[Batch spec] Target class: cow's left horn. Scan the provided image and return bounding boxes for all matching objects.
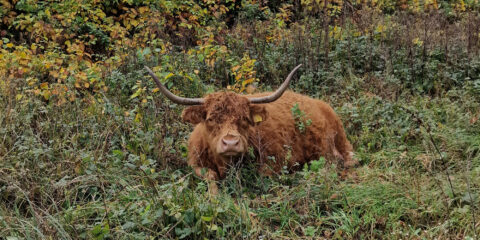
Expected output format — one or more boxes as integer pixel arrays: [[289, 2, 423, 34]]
[[145, 66, 204, 105], [248, 64, 302, 104]]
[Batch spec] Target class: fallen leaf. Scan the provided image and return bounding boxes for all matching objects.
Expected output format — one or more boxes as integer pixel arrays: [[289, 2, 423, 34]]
[[470, 115, 478, 124]]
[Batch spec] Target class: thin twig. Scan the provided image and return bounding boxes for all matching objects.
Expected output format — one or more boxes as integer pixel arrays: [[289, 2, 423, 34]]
[[398, 105, 456, 199], [99, 175, 111, 228], [466, 154, 478, 239]]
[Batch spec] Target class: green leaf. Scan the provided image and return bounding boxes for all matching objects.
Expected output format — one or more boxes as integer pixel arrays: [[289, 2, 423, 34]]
[[208, 224, 218, 231], [130, 88, 142, 99], [121, 221, 135, 230], [112, 150, 124, 159], [175, 227, 192, 239], [305, 226, 316, 236]]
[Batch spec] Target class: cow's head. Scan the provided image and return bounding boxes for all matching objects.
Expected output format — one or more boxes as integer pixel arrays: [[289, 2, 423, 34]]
[[146, 65, 301, 159]]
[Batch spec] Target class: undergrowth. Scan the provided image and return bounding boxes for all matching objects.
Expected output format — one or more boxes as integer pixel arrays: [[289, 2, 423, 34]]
[[1, 1, 480, 239], [1, 68, 479, 238]]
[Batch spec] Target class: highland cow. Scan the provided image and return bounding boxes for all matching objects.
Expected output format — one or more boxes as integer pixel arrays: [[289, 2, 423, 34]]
[[146, 65, 357, 194]]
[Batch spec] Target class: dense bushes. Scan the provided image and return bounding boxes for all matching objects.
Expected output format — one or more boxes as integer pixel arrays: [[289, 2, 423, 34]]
[[2, 0, 480, 101]]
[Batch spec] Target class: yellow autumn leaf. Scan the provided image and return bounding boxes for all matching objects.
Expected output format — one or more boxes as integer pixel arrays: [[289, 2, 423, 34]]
[[246, 59, 256, 66], [235, 73, 242, 81], [164, 73, 174, 80], [152, 88, 160, 93], [134, 113, 142, 122], [242, 78, 255, 87], [6, 43, 13, 48], [138, 6, 149, 14], [50, 71, 59, 78], [412, 38, 423, 46], [40, 82, 49, 89], [27, 77, 38, 86], [130, 88, 142, 99], [376, 24, 385, 33], [208, 58, 215, 67], [131, 19, 139, 27], [43, 90, 50, 100]]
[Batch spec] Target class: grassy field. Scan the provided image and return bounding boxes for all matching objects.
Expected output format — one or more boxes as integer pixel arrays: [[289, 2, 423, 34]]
[[1, 1, 480, 239], [2, 69, 479, 239]]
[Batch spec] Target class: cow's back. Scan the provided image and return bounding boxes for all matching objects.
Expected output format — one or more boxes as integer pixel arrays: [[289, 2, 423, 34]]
[[248, 91, 353, 173]]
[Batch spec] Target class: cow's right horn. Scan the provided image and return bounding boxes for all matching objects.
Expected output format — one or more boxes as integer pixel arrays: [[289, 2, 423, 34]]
[[145, 66, 204, 105], [248, 64, 302, 104]]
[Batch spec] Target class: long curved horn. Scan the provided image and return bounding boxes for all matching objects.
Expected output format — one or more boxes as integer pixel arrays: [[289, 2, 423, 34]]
[[145, 66, 204, 105], [248, 64, 302, 104]]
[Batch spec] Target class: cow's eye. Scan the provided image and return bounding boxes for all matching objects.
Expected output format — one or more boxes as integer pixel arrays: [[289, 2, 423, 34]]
[[238, 118, 249, 128]]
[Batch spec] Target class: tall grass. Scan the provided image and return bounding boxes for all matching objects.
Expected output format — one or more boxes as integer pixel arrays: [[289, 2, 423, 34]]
[[1, 2, 480, 239]]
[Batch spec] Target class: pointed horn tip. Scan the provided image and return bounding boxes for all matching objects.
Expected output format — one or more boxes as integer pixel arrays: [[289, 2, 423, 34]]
[[292, 64, 302, 72], [144, 66, 154, 73], [248, 64, 302, 104], [145, 65, 204, 105]]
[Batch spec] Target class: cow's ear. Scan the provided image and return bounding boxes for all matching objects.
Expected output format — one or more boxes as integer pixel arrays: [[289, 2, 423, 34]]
[[182, 106, 206, 124], [249, 105, 268, 125]]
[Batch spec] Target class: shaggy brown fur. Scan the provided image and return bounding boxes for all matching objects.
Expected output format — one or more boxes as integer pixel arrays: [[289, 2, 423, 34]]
[[182, 91, 357, 193]]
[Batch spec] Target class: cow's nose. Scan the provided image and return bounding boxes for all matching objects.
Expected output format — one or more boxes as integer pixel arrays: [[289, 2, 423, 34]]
[[218, 134, 243, 156], [221, 136, 239, 147]]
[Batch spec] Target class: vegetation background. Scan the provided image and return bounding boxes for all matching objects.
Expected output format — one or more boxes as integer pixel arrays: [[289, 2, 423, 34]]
[[1, 0, 479, 239]]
